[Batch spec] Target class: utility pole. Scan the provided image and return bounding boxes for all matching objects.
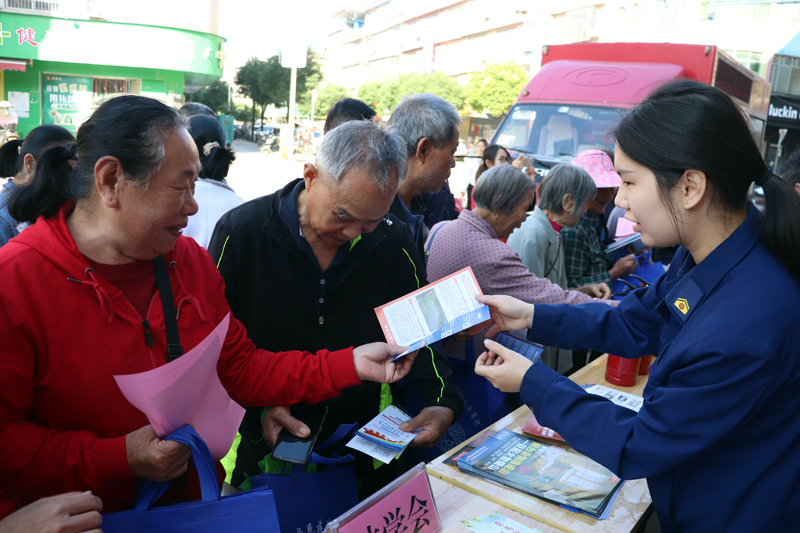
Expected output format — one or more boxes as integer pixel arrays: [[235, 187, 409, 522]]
[[280, 42, 307, 161], [311, 88, 318, 125]]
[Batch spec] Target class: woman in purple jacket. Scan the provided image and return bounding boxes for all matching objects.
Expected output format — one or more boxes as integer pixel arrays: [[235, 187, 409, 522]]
[[425, 164, 613, 373]]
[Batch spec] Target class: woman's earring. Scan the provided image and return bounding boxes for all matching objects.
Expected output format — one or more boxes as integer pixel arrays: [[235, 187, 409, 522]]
[[493, 212, 499, 218]]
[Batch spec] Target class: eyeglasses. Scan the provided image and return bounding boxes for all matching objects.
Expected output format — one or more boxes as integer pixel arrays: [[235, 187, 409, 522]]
[[494, 156, 513, 163]]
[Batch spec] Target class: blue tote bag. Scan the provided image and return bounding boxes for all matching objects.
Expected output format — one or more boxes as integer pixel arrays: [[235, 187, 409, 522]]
[[250, 423, 359, 533], [103, 425, 281, 533]]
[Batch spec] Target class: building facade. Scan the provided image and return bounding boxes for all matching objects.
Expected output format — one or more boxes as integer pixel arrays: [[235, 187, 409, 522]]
[[0, 2, 224, 136], [323, 0, 800, 103]]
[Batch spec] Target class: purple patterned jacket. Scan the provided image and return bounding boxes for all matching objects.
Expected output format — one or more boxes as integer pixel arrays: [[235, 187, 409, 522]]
[[426, 209, 616, 372]]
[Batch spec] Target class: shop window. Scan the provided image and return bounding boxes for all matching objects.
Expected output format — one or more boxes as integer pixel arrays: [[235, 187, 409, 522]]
[[706, 1, 770, 22], [724, 50, 766, 78], [92, 78, 141, 102], [771, 55, 800, 97], [5, 0, 58, 13]]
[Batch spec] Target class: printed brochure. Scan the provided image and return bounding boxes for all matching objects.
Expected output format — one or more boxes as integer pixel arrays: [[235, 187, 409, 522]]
[[457, 429, 622, 518], [523, 385, 643, 442], [375, 266, 490, 359], [346, 405, 419, 464]]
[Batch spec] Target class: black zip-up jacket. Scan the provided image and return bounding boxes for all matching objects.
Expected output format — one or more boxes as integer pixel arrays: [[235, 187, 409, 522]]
[[389, 194, 428, 269], [208, 179, 463, 484]]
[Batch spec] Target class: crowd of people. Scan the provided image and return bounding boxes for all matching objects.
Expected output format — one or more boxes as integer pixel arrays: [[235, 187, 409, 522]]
[[0, 78, 799, 533]]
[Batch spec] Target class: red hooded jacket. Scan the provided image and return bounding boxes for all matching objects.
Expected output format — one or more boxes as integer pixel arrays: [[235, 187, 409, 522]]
[[0, 204, 361, 516]]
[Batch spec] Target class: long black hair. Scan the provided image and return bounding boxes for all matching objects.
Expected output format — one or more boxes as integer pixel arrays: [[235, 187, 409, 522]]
[[188, 115, 235, 182], [4, 125, 75, 224], [475, 144, 509, 183], [0, 125, 74, 178], [615, 78, 800, 280], [9, 95, 186, 224]]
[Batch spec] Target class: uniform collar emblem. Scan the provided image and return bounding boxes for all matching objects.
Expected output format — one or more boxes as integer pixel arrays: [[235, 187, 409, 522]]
[[674, 298, 689, 315]]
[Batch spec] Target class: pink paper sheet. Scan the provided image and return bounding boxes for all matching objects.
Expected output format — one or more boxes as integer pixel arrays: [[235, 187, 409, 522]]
[[615, 217, 636, 239], [114, 313, 245, 460]]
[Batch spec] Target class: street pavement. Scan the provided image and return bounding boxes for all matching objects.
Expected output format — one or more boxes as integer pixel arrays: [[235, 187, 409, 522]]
[[225, 139, 312, 202], [225, 139, 474, 203]]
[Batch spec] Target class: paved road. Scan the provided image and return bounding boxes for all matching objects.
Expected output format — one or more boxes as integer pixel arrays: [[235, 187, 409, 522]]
[[225, 139, 313, 202], [225, 139, 475, 203]]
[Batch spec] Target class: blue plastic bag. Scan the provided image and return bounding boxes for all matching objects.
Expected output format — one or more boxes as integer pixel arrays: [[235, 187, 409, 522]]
[[250, 423, 359, 533], [103, 425, 280, 533]]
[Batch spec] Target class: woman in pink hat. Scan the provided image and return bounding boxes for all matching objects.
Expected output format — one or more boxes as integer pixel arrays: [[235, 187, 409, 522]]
[[561, 149, 637, 289]]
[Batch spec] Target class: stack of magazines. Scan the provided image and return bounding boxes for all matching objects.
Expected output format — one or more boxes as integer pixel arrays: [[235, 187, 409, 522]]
[[457, 429, 622, 518]]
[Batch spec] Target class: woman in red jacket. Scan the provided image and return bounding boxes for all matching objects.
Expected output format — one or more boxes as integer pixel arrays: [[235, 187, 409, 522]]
[[0, 95, 415, 518]]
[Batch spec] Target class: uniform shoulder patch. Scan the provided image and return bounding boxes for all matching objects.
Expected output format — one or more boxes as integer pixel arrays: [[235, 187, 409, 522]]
[[674, 298, 690, 315]]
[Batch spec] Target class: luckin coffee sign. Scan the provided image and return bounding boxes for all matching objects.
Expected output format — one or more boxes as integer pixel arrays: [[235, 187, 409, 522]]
[[768, 96, 800, 125]]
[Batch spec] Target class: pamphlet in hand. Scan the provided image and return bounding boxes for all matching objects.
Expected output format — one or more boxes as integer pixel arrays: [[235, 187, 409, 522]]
[[604, 232, 643, 262], [375, 266, 490, 360], [346, 405, 419, 464]]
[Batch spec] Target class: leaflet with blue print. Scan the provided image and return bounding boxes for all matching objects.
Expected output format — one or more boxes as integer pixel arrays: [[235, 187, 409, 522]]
[[345, 404, 420, 464], [375, 266, 491, 360]]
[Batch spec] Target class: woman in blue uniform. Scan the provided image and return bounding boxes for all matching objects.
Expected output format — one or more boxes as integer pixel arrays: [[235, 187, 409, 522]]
[[471, 79, 800, 532]]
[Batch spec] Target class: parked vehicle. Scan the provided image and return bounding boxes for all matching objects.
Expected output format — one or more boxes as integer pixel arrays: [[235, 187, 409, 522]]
[[254, 125, 280, 145], [260, 133, 279, 154], [492, 43, 770, 179], [0, 101, 19, 146]]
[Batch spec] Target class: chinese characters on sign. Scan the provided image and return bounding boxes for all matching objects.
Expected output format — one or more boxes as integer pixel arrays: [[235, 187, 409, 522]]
[[16, 27, 38, 47], [365, 495, 431, 533], [332, 465, 441, 533], [42, 74, 92, 133]]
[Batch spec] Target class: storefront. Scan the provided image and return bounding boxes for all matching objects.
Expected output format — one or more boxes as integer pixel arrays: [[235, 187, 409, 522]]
[[0, 12, 224, 136], [765, 31, 800, 170], [765, 96, 800, 170]]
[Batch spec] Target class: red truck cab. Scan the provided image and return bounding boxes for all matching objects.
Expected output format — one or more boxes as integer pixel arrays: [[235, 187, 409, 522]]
[[492, 42, 770, 175]]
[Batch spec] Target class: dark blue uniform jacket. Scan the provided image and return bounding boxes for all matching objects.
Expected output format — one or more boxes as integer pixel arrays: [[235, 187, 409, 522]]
[[520, 205, 800, 532]]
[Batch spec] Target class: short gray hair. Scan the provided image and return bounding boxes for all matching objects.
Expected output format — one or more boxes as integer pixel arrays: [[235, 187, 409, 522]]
[[472, 165, 535, 214], [538, 163, 597, 216], [387, 93, 461, 157], [315, 120, 407, 192]]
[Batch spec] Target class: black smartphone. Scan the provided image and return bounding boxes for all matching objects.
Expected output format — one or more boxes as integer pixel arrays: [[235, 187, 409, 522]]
[[494, 331, 544, 364], [272, 403, 328, 464]]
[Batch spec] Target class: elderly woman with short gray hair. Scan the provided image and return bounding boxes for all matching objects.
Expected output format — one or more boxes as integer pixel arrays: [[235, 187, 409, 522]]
[[426, 165, 614, 374], [508, 163, 597, 288], [507, 163, 603, 373]]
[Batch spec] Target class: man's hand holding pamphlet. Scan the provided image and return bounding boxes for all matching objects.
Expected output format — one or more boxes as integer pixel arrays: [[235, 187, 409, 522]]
[[346, 405, 420, 464], [374, 266, 491, 360]]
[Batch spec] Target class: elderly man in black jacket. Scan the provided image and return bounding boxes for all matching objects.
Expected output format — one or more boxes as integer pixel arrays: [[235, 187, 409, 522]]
[[208, 120, 463, 495]]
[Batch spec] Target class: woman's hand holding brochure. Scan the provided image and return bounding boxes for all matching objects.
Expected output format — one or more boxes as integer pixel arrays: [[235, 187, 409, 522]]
[[474, 338, 533, 393], [474, 294, 534, 337]]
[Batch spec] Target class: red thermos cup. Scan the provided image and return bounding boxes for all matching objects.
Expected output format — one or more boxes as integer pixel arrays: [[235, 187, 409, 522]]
[[605, 355, 640, 387], [638, 355, 654, 375]]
